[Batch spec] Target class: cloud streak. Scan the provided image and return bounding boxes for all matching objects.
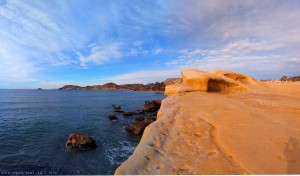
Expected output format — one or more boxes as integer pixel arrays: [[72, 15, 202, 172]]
[[168, 40, 300, 79], [100, 70, 180, 84]]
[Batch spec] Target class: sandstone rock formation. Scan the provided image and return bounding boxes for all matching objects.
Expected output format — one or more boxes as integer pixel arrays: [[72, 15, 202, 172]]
[[65, 133, 97, 150], [165, 69, 256, 96], [115, 68, 300, 174], [164, 78, 182, 86]]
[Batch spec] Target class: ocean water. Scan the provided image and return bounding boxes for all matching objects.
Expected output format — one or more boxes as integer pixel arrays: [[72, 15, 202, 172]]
[[0, 89, 165, 175]]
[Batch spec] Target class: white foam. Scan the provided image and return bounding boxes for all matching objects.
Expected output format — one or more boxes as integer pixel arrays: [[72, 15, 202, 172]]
[[104, 141, 136, 165]]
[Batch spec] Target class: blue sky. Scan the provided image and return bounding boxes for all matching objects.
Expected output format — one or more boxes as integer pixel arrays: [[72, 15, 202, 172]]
[[0, 0, 300, 89]]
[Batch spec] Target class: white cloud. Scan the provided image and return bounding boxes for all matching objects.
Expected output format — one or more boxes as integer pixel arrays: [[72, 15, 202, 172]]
[[0, 42, 38, 84], [153, 48, 162, 54], [168, 40, 300, 79], [77, 43, 123, 67], [100, 70, 180, 84], [45, 52, 78, 66], [132, 41, 143, 47], [220, 40, 284, 54], [0, 1, 72, 53], [128, 40, 150, 56], [210, 0, 300, 46]]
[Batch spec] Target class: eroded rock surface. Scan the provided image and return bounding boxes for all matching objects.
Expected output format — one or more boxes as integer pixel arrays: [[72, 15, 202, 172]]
[[165, 69, 255, 96], [66, 133, 97, 150], [115, 68, 300, 174]]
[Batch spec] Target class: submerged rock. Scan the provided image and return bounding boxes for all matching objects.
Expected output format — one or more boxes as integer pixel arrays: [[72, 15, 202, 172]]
[[65, 133, 97, 150], [126, 122, 147, 135], [112, 105, 121, 110], [127, 116, 157, 136], [108, 114, 118, 120], [123, 111, 134, 116], [145, 116, 156, 125], [135, 115, 145, 121], [142, 100, 161, 112], [114, 109, 124, 113], [133, 111, 145, 115]]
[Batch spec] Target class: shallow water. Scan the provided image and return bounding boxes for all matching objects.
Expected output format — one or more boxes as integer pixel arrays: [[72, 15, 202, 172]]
[[0, 89, 165, 175]]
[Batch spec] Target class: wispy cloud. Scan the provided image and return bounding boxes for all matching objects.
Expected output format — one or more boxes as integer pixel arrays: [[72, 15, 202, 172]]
[[77, 43, 123, 67], [153, 48, 162, 55], [128, 41, 149, 56], [100, 70, 180, 84], [0, 41, 38, 84], [168, 40, 300, 78]]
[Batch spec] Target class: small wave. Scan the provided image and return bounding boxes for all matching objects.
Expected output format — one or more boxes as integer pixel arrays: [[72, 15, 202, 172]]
[[104, 141, 136, 166]]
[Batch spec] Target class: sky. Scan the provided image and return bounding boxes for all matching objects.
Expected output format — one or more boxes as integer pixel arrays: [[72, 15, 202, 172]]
[[0, 0, 300, 89]]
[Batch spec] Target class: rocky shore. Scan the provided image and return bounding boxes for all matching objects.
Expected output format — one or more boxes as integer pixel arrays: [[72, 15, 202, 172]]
[[115, 68, 300, 174]]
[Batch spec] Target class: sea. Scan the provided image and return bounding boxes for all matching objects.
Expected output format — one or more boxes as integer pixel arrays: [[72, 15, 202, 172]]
[[0, 89, 165, 175]]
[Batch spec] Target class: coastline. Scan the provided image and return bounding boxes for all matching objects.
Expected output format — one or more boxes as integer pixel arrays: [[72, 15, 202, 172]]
[[58, 89, 164, 93], [115, 69, 300, 174]]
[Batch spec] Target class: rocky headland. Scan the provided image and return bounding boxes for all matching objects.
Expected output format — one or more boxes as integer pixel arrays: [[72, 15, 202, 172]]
[[115, 68, 300, 174], [58, 82, 167, 92]]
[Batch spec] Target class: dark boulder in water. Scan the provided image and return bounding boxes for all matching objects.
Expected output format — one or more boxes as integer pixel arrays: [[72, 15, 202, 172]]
[[126, 122, 147, 135], [108, 114, 118, 120], [112, 105, 121, 110], [145, 116, 156, 125], [135, 115, 145, 121], [142, 100, 161, 112], [126, 115, 157, 136], [133, 110, 145, 115], [123, 111, 134, 116], [65, 133, 97, 150], [114, 109, 124, 113]]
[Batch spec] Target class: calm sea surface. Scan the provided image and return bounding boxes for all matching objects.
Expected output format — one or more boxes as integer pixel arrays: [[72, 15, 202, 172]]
[[0, 89, 165, 175]]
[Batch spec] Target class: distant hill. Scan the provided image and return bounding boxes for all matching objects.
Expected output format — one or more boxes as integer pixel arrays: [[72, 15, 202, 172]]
[[58, 82, 166, 91]]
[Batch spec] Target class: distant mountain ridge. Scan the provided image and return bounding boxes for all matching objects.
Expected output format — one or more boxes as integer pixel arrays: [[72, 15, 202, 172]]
[[58, 82, 167, 91]]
